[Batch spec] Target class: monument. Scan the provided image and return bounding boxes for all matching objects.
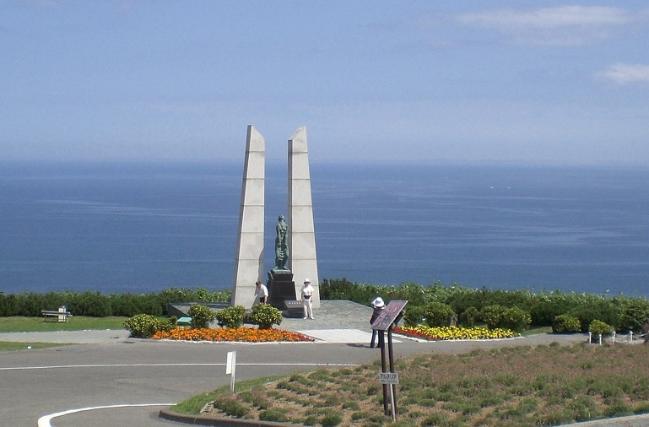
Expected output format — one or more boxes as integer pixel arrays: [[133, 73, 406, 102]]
[[231, 125, 265, 308], [231, 125, 320, 310], [288, 127, 320, 307], [266, 215, 298, 310]]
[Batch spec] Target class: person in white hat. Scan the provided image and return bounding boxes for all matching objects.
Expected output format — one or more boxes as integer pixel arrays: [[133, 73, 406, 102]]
[[369, 297, 385, 348], [301, 278, 315, 319]]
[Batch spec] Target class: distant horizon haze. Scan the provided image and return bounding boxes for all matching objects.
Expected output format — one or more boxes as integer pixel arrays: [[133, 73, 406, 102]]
[[1, 1, 648, 165]]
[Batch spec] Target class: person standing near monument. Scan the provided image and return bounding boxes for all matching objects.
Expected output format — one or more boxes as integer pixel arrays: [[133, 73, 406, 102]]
[[301, 278, 314, 319], [255, 280, 268, 304], [369, 297, 385, 348]]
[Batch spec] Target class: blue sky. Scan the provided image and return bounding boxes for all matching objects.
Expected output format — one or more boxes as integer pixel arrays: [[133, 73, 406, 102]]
[[1, 1, 648, 165]]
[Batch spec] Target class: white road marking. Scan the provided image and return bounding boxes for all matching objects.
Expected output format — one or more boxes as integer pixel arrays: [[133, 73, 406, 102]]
[[0, 362, 358, 372], [37, 403, 174, 427]]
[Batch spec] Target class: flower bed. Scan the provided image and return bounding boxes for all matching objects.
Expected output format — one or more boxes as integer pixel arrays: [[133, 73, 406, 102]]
[[393, 325, 516, 340], [153, 327, 314, 342]]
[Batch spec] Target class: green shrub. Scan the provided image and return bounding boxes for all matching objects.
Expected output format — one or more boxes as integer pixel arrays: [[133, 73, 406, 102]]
[[259, 408, 289, 422], [481, 305, 506, 329], [250, 304, 282, 329], [214, 397, 248, 417], [530, 298, 572, 327], [404, 305, 424, 327], [552, 314, 581, 334], [303, 415, 318, 425], [67, 292, 112, 317], [619, 300, 649, 333], [0, 288, 231, 318], [188, 305, 215, 329], [459, 307, 479, 327], [500, 307, 531, 332], [423, 302, 456, 327], [570, 302, 622, 332], [589, 320, 613, 336], [123, 314, 172, 338], [215, 305, 245, 328], [320, 412, 343, 427]]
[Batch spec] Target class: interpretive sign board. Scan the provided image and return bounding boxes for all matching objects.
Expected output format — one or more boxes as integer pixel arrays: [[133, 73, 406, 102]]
[[378, 372, 399, 384], [371, 300, 408, 331]]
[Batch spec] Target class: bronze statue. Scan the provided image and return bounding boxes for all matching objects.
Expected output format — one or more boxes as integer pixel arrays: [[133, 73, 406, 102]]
[[274, 215, 289, 270]]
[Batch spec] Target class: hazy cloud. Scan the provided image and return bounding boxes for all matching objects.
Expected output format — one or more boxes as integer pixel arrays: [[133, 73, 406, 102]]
[[458, 6, 631, 45], [598, 64, 649, 84]]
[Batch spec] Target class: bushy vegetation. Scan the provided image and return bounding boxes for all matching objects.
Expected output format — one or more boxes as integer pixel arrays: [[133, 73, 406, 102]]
[[215, 305, 245, 328], [500, 306, 532, 332], [320, 278, 649, 333], [589, 320, 613, 336], [123, 314, 173, 338], [552, 314, 581, 334], [481, 305, 507, 330], [459, 306, 480, 327], [0, 288, 230, 318], [422, 302, 456, 327], [188, 304, 215, 328], [250, 304, 283, 329]]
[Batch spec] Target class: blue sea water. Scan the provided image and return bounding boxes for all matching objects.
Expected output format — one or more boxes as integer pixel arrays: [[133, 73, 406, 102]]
[[1, 162, 648, 295]]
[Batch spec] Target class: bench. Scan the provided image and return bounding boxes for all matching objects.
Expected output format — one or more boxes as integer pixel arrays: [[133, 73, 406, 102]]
[[41, 309, 72, 322]]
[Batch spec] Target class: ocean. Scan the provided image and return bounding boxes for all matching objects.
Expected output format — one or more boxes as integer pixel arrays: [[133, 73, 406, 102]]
[[1, 161, 648, 296]]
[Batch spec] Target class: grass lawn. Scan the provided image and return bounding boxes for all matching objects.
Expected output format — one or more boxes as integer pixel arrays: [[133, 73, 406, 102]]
[[0, 341, 67, 351], [174, 343, 649, 426], [0, 316, 129, 332]]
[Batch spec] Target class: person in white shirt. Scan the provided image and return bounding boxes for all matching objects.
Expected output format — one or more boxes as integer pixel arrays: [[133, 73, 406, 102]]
[[255, 281, 269, 304], [301, 278, 314, 319]]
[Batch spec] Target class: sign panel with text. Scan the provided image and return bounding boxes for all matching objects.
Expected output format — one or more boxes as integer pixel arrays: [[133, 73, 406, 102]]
[[371, 300, 408, 331]]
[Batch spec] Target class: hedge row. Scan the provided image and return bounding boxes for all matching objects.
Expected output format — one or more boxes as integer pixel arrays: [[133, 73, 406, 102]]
[[0, 288, 230, 317], [320, 278, 649, 332]]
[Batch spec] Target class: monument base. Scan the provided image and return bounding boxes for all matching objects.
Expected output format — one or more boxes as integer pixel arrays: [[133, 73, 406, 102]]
[[267, 269, 297, 313]]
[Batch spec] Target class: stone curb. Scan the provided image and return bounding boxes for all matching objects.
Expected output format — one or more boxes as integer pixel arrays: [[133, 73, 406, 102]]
[[560, 413, 649, 426], [158, 408, 298, 426]]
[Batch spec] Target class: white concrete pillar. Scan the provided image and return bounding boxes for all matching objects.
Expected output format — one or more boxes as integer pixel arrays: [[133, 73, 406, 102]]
[[231, 125, 265, 308], [288, 127, 320, 307]]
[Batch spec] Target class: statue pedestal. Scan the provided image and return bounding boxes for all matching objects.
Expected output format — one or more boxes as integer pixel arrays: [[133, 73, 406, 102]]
[[267, 269, 298, 313]]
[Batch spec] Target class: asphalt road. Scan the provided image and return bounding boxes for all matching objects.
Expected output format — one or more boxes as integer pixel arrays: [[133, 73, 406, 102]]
[[0, 333, 592, 427]]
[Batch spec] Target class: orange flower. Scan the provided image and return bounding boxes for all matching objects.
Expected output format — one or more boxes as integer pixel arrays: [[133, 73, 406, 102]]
[[152, 327, 314, 342]]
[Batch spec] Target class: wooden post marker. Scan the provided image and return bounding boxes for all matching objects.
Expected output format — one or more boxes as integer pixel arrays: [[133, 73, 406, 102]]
[[371, 300, 408, 421]]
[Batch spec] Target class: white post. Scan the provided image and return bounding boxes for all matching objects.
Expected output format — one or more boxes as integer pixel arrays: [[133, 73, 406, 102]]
[[630, 331, 634, 342], [390, 384, 396, 422], [612, 330, 616, 344], [58, 305, 67, 323], [226, 351, 237, 393], [598, 333, 602, 346], [588, 332, 592, 343]]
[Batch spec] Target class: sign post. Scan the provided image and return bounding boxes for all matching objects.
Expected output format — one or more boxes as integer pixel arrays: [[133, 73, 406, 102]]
[[378, 373, 399, 422], [371, 300, 407, 421], [226, 351, 237, 392]]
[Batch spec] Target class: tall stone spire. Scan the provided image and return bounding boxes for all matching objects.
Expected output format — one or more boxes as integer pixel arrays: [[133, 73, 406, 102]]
[[288, 127, 320, 307], [231, 125, 265, 308]]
